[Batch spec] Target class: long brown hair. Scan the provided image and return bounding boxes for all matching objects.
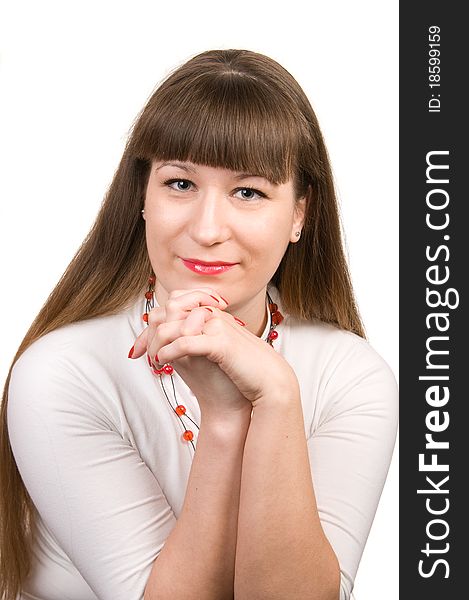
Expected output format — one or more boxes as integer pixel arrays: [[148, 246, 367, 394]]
[[0, 48, 365, 599]]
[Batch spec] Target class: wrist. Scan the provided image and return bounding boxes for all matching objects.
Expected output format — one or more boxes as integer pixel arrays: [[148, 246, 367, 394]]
[[200, 406, 252, 439], [252, 378, 301, 412]]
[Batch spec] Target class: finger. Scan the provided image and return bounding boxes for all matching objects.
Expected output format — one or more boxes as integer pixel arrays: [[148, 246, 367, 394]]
[[147, 305, 166, 328], [129, 326, 149, 359], [130, 306, 167, 359], [168, 287, 229, 306], [157, 331, 227, 366], [132, 295, 225, 361], [164, 290, 228, 322], [183, 304, 248, 335], [146, 291, 225, 329], [199, 305, 247, 331], [136, 306, 166, 359], [181, 306, 212, 336], [147, 307, 212, 366], [156, 310, 249, 366]]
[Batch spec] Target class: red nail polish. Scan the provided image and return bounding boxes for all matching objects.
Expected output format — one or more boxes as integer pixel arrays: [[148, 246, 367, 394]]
[[128, 345, 135, 358], [209, 295, 220, 302], [234, 317, 246, 326], [203, 306, 213, 313], [220, 295, 229, 304], [154, 353, 159, 363]]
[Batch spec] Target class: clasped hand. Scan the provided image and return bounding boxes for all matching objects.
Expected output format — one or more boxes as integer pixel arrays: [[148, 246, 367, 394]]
[[130, 288, 299, 419]]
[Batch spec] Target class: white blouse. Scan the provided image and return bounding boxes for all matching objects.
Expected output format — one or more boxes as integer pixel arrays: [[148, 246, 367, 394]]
[[7, 284, 398, 600]]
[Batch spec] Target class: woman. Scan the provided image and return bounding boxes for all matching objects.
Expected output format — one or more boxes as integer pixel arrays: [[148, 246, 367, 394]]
[[0, 49, 398, 600]]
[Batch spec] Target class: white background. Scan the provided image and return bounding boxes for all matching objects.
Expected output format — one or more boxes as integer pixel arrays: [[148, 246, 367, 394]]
[[0, 1, 398, 598]]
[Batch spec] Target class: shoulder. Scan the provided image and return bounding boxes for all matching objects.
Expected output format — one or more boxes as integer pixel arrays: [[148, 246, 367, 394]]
[[285, 313, 397, 391], [269, 283, 395, 386], [286, 314, 394, 377], [286, 316, 398, 439], [268, 286, 398, 431], [8, 297, 145, 424], [12, 296, 144, 373]]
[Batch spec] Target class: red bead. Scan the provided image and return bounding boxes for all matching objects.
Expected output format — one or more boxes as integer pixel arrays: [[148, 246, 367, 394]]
[[271, 311, 283, 325], [142, 313, 149, 323], [175, 405, 186, 416], [148, 275, 156, 285], [145, 291, 153, 300], [163, 364, 174, 375], [153, 368, 164, 376], [269, 302, 278, 313], [183, 430, 194, 441], [268, 330, 279, 341]]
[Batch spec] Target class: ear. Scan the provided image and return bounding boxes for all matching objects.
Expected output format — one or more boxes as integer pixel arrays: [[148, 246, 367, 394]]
[[289, 195, 307, 243]]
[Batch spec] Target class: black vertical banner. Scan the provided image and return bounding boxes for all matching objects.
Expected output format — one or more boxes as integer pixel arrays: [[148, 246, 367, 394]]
[[400, 3, 467, 597]]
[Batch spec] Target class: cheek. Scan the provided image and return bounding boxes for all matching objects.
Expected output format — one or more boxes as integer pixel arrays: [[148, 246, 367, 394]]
[[264, 210, 294, 259], [252, 209, 294, 245], [145, 207, 183, 240], [144, 218, 173, 266], [244, 224, 291, 266]]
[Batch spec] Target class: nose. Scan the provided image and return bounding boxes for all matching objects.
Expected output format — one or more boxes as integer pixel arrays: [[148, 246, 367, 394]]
[[188, 190, 231, 246]]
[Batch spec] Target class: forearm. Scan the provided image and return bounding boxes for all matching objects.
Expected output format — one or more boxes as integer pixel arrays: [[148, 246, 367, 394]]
[[144, 408, 251, 600], [234, 394, 340, 600]]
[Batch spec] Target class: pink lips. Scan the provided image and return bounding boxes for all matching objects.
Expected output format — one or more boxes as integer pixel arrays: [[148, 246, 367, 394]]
[[181, 258, 238, 275]]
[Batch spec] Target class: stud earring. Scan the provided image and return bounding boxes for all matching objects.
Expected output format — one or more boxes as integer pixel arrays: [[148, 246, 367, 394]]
[[295, 231, 301, 238]]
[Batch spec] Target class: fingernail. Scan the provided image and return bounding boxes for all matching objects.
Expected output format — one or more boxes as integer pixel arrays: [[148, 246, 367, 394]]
[[234, 317, 246, 326], [154, 353, 159, 363], [209, 295, 220, 303], [220, 295, 229, 304], [203, 306, 213, 313], [128, 345, 135, 358]]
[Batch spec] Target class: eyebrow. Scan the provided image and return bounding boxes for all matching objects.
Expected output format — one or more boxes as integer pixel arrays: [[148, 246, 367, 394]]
[[155, 161, 272, 183]]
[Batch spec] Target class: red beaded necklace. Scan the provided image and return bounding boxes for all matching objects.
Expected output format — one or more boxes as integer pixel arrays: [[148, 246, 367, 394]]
[[142, 275, 284, 451]]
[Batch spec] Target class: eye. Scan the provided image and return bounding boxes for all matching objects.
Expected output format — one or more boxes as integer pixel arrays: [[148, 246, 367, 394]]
[[163, 178, 193, 192], [162, 178, 267, 201], [234, 187, 266, 201]]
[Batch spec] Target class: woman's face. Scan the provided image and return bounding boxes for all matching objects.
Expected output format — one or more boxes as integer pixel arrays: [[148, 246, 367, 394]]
[[143, 160, 306, 315]]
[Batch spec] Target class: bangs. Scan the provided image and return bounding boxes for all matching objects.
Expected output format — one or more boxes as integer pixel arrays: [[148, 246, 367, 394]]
[[131, 72, 304, 185]]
